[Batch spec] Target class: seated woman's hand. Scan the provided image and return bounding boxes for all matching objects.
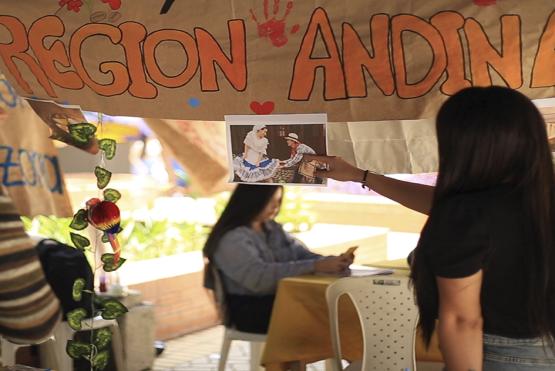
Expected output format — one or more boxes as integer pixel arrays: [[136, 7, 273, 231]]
[[303, 155, 364, 182], [314, 255, 352, 274]]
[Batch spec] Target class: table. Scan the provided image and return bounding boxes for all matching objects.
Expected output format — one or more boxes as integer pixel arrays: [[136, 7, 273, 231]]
[[261, 260, 443, 370]]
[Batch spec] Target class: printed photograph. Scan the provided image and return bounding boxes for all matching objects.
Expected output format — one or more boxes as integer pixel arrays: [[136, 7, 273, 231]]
[[27, 99, 99, 154], [225, 114, 328, 185]]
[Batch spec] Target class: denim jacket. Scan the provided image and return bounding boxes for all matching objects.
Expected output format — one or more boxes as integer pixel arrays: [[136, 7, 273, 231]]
[[212, 220, 322, 295]]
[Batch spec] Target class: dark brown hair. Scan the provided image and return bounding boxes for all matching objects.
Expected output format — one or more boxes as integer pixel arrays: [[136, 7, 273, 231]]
[[203, 184, 283, 260]]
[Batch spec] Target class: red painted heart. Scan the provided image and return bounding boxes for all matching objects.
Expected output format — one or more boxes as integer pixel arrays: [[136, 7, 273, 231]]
[[473, 0, 496, 6], [250, 101, 275, 115]]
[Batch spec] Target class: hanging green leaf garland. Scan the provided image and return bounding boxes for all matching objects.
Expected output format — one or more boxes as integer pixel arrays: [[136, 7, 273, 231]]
[[94, 328, 112, 350], [72, 278, 86, 302], [103, 188, 121, 203], [101, 253, 126, 272], [70, 232, 90, 250], [67, 308, 88, 331], [66, 340, 92, 360], [98, 138, 117, 160], [67, 113, 127, 370], [69, 209, 88, 230], [68, 123, 97, 145], [94, 166, 112, 189]]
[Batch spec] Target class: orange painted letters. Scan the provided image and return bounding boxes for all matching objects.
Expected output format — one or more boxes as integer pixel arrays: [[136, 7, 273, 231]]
[[431, 11, 471, 95], [195, 20, 247, 92], [120, 22, 157, 98], [465, 15, 522, 88], [0, 16, 56, 97], [29, 16, 83, 90], [289, 8, 346, 101], [531, 11, 554, 88], [69, 23, 130, 96], [343, 14, 394, 97], [144, 29, 199, 89], [391, 14, 447, 98]]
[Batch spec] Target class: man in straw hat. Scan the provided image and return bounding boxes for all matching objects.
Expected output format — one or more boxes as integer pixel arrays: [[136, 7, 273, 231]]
[[279, 133, 316, 168], [279, 133, 321, 183]]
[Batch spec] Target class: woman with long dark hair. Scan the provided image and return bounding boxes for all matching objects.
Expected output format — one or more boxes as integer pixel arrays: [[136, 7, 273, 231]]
[[203, 184, 354, 333], [307, 86, 555, 369]]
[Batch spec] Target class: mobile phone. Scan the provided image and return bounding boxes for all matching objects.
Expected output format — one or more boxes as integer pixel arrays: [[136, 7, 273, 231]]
[[345, 246, 358, 255]]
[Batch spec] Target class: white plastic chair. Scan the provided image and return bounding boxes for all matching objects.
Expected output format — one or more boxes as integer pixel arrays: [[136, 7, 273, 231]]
[[52, 316, 125, 371], [326, 274, 419, 371], [211, 266, 266, 371], [219, 327, 266, 371]]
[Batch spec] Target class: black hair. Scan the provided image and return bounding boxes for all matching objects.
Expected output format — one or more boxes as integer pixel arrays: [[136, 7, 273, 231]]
[[203, 184, 283, 260], [411, 86, 555, 345]]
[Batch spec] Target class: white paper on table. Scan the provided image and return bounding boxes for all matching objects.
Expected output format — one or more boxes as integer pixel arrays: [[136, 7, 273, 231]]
[[348, 265, 394, 277]]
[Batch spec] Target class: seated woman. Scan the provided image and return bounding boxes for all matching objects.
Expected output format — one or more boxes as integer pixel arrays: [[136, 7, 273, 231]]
[[203, 184, 354, 333]]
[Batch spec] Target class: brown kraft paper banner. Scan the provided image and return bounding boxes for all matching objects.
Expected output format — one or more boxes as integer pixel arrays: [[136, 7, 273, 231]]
[[0, 80, 73, 217], [0, 0, 552, 122]]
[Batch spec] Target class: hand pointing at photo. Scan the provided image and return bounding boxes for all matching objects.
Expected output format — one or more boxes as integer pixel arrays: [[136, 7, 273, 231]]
[[303, 155, 365, 182]]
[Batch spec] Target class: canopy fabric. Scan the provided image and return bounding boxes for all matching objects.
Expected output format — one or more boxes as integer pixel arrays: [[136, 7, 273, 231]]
[[144, 119, 231, 194], [0, 0, 552, 122]]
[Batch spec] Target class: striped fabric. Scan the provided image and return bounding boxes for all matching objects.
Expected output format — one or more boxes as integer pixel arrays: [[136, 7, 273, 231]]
[[0, 193, 61, 344]]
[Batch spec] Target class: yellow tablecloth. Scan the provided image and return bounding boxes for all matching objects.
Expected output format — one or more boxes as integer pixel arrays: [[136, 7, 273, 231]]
[[261, 260, 443, 370]]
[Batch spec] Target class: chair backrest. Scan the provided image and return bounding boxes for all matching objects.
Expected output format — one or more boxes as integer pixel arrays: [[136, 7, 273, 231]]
[[326, 274, 418, 371], [35, 239, 94, 320], [209, 264, 230, 325]]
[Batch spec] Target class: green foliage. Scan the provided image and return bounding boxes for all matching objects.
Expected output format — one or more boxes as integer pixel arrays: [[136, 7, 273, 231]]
[[22, 189, 315, 261], [117, 219, 210, 260], [23, 215, 209, 261], [22, 215, 73, 245]]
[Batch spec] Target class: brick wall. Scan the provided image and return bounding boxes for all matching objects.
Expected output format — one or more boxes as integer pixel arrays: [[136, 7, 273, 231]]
[[128, 270, 220, 340]]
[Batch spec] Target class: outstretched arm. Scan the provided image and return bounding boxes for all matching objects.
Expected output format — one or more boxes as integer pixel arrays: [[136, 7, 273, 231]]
[[304, 155, 434, 215]]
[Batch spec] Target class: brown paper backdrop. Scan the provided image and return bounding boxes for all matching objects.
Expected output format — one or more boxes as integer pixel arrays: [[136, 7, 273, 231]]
[[0, 0, 553, 122], [0, 91, 73, 217]]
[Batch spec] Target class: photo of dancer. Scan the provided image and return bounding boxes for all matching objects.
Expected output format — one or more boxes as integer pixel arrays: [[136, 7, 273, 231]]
[[233, 123, 280, 182], [225, 114, 327, 185]]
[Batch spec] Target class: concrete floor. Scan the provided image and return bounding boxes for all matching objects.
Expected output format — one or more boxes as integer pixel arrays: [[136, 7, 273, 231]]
[[152, 325, 326, 371]]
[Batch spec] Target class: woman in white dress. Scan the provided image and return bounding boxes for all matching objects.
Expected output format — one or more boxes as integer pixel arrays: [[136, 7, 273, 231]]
[[233, 124, 279, 182]]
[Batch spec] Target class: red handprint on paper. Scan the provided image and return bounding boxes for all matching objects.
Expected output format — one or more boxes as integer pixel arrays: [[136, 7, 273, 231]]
[[101, 0, 121, 10], [59, 0, 83, 12], [250, 0, 300, 48]]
